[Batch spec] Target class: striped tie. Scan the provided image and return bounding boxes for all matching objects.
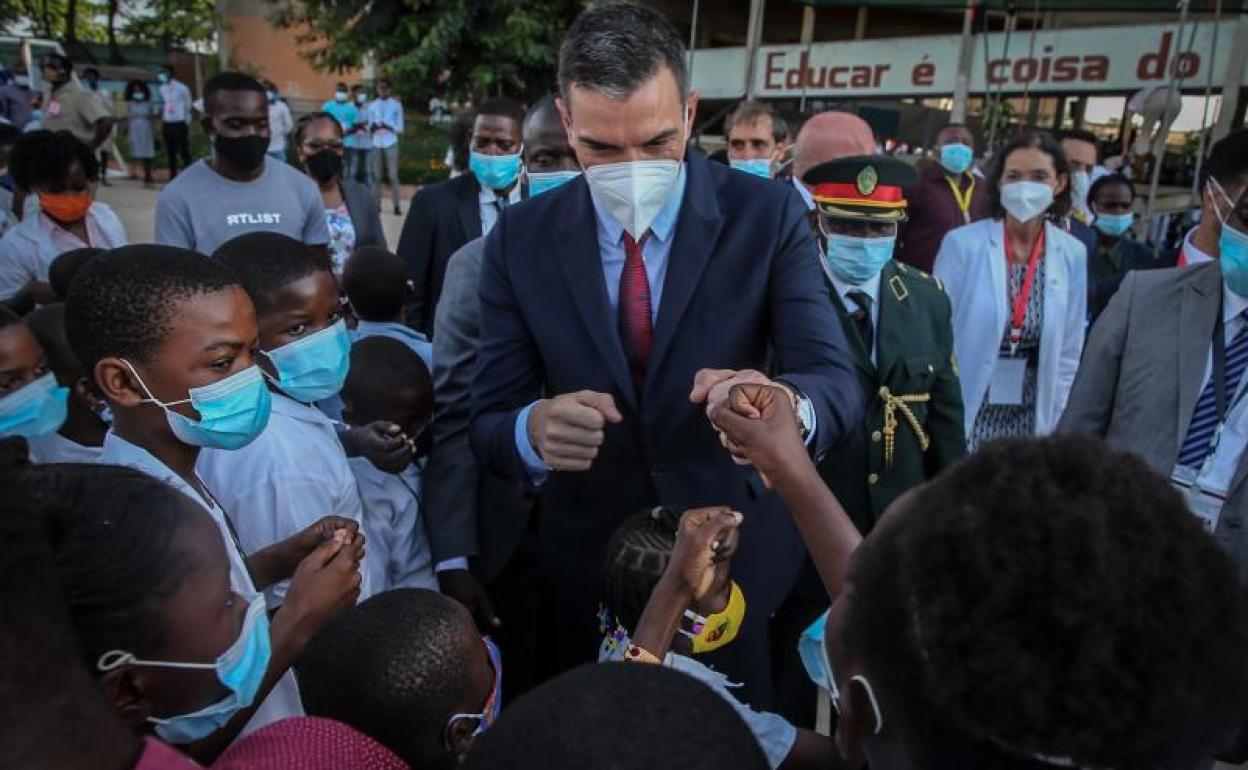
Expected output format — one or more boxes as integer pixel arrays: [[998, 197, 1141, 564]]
[[1177, 315, 1248, 467], [618, 231, 653, 390]]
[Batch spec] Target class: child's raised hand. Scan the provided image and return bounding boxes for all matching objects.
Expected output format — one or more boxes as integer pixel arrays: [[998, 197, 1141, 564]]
[[280, 536, 364, 646], [352, 421, 415, 474], [661, 507, 743, 601], [710, 383, 810, 489]]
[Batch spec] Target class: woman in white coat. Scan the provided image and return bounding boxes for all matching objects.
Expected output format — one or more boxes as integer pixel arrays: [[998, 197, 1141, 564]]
[[934, 130, 1087, 450]]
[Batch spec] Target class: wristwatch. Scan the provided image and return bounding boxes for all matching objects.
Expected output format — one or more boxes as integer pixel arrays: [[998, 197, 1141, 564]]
[[774, 380, 814, 442]]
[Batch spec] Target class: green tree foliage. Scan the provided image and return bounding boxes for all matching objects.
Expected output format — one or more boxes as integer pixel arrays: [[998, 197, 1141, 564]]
[[4, 0, 216, 52], [272, 0, 588, 102]]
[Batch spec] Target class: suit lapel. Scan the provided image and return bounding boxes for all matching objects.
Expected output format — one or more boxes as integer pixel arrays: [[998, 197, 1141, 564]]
[[1175, 266, 1221, 447], [648, 154, 723, 391], [556, 180, 638, 409], [456, 175, 483, 242]]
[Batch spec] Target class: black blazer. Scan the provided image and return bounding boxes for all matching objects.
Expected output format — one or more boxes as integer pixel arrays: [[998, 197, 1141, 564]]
[[340, 179, 387, 251], [396, 173, 482, 335]]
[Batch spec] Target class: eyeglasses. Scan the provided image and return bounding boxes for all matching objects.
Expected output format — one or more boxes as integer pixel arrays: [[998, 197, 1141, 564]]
[[303, 139, 344, 152], [442, 636, 502, 752]]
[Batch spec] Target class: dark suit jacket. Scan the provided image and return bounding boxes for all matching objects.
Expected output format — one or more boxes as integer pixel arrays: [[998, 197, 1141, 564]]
[[469, 150, 863, 699], [425, 236, 534, 581], [396, 173, 482, 335], [340, 179, 387, 251], [818, 261, 965, 535]]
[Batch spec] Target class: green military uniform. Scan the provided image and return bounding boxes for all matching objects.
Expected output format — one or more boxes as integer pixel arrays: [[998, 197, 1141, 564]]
[[804, 156, 966, 534]]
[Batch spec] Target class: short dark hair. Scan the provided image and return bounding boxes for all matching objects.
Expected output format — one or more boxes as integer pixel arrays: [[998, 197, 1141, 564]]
[[21, 464, 202, 672], [342, 337, 433, 428], [335, 81, 347, 90], [843, 435, 1248, 769], [25, 303, 80, 382], [987, 130, 1073, 221], [1088, 172, 1135, 206], [82, 67, 99, 78], [49, 247, 104, 301], [464, 663, 769, 770], [601, 506, 684, 632], [294, 110, 344, 146], [10, 130, 99, 190], [0, 305, 21, 330], [558, 3, 688, 106], [123, 79, 151, 102], [1202, 128, 1248, 192], [724, 100, 784, 144], [39, 53, 72, 73], [342, 246, 406, 322], [476, 96, 525, 126], [523, 93, 559, 131], [65, 244, 240, 375], [298, 588, 480, 767], [1057, 127, 1100, 150], [203, 71, 265, 112], [212, 232, 333, 316]]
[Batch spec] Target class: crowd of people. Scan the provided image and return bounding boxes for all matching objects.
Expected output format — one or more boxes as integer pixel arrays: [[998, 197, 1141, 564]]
[[2, 2, 1248, 769]]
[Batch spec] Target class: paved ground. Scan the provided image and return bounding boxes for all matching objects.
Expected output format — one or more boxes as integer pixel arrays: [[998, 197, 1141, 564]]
[[96, 175, 416, 248]]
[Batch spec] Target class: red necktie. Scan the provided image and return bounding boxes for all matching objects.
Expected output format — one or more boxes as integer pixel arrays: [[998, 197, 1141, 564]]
[[619, 231, 652, 390]]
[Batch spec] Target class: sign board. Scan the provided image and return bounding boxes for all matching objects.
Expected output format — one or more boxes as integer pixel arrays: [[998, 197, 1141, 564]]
[[690, 21, 1247, 99]]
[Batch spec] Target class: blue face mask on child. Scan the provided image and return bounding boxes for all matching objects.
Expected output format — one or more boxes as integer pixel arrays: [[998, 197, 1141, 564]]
[[261, 319, 351, 403], [527, 169, 580, 197], [124, 361, 272, 450], [0, 373, 68, 438], [97, 594, 271, 744], [470, 150, 522, 192]]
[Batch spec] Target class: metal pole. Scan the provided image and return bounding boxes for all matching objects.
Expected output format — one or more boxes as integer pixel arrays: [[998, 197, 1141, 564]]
[[1019, 0, 1041, 128], [743, 0, 766, 99], [687, 0, 700, 91], [986, 10, 1016, 154], [798, 6, 816, 113], [1189, 0, 1222, 208], [951, 0, 977, 123], [1143, 0, 1190, 241]]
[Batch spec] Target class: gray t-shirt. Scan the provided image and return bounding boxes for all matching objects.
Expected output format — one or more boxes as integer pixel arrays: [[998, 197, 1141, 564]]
[[155, 158, 330, 255]]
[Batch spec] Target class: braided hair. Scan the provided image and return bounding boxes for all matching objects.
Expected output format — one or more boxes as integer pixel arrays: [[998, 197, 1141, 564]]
[[601, 506, 685, 633]]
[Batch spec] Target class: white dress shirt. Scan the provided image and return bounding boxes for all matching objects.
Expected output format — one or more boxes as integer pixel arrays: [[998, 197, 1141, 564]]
[[26, 431, 102, 464], [96, 431, 304, 736], [479, 183, 523, 237], [159, 79, 193, 123], [1182, 227, 1215, 266], [828, 270, 881, 365], [367, 97, 405, 149], [0, 201, 127, 300], [197, 392, 373, 608]]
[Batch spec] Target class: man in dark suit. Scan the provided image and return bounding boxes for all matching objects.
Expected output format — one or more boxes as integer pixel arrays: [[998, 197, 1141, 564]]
[[469, 3, 862, 706], [396, 96, 525, 335], [425, 94, 581, 702]]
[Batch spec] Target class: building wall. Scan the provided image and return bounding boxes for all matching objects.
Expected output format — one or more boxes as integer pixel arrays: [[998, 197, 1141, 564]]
[[221, 0, 364, 112]]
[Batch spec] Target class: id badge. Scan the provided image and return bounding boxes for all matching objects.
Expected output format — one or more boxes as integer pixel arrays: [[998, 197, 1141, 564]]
[[46, 100, 62, 117], [988, 356, 1027, 406], [1170, 466, 1224, 532]]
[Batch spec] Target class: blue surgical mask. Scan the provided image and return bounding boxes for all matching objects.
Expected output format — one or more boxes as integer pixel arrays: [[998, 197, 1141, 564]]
[[1094, 211, 1134, 238], [157, 72, 169, 84], [124, 361, 272, 450], [527, 169, 580, 197], [1212, 178, 1248, 297], [470, 150, 522, 192], [824, 232, 896, 284], [729, 158, 773, 179], [939, 143, 974, 175], [261, 319, 351, 403], [0, 373, 68, 438], [97, 594, 271, 745], [799, 610, 834, 697]]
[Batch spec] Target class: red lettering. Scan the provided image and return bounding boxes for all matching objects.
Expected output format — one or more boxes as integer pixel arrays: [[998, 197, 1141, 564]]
[[830, 66, 849, 87], [786, 51, 808, 89], [1081, 55, 1108, 82], [1176, 52, 1200, 78], [1137, 32, 1170, 80], [850, 66, 871, 88], [988, 59, 1009, 84], [873, 64, 890, 87], [1014, 58, 1037, 83], [765, 52, 785, 90], [1052, 56, 1078, 83], [912, 62, 935, 87]]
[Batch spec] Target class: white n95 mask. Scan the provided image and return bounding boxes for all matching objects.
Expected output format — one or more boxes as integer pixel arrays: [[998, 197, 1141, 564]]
[[583, 160, 681, 240]]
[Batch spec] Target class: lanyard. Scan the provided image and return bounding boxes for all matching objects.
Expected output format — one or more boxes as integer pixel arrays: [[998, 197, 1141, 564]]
[[1004, 229, 1045, 356], [944, 175, 975, 224]]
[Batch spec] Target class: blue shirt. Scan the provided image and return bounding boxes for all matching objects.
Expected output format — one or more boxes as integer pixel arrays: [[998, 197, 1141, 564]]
[[321, 101, 359, 133], [351, 320, 433, 370]]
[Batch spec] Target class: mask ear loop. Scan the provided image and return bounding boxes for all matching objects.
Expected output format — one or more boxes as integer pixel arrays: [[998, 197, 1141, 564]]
[[850, 675, 885, 736], [97, 649, 216, 673], [119, 359, 191, 407]]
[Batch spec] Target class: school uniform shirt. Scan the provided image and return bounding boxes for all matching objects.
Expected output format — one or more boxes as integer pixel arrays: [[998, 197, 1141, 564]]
[[0, 201, 127, 300], [196, 392, 373, 608], [934, 218, 1088, 439], [599, 638, 795, 768], [96, 431, 304, 737], [25, 431, 102, 464], [347, 457, 436, 592], [350, 320, 433, 370]]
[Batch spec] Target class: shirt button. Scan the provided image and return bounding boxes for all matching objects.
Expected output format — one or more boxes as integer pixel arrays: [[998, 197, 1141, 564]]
[[868, 473, 879, 485], [871, 431, 882, 442]]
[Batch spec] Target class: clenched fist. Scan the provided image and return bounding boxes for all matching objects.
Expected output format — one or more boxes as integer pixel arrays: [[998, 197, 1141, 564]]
[[527, 390, 623, 471]]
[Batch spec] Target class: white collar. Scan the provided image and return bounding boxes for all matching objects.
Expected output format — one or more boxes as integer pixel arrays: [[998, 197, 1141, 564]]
[[1224, 283, 1248, 324], [829, 270, 882, 308], [270, 390, 336, 426], [1185, 227, 1216, 265], [479, 183, 522, 206]]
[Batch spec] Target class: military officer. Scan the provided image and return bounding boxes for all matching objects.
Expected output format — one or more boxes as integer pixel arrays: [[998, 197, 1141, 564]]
[[804, 155, 966, 534]]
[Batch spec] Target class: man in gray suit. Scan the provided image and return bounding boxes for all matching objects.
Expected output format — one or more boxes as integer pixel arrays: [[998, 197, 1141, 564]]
[[424, 95, 580, 700], [1060, 130, 1248, 581]]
